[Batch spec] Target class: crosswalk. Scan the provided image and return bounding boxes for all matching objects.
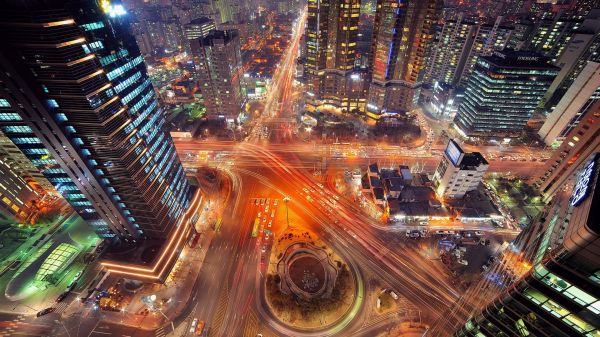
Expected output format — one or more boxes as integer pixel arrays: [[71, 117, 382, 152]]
[[241, 311, 259, 337], [208, 283, 229, 337], [155, 325, 168, 337]]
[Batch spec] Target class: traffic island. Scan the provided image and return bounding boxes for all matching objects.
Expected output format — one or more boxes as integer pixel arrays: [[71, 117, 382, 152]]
[[264, 227, 357, 329]]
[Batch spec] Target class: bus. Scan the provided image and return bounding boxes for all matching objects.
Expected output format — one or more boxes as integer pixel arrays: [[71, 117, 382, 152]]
[[251, 218, 260, 238]]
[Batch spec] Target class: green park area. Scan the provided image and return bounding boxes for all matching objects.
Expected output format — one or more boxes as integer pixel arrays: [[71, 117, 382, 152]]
[[485, 176, 545, 227]]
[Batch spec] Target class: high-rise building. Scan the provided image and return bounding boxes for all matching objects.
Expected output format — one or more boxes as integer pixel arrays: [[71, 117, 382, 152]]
[[425, 13, 478, 86], [190, 30, 243, 118], [0, 156, 42, 225], [183, 17, 216, 51], [366, 0, 440, 117], [447, 151, 600, 337], [0, 0, 192, 253], [539, 61, 600, 146], [536, 100, 600, 200], [305, 0, 363, 113], [432, 140, 488, 199], [0, 132, 54, 193], [525, 11, 585, 62], [542, 9, 600, 111], [457, 17, 514, 87], [425, 14, 513, 87], [454, 51, 559, 138], [216, 0, 241, 23]]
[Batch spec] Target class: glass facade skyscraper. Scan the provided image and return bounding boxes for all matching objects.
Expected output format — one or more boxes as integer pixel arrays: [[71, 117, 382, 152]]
[[366, 0, 440, 117], [454, 50, 559, 138], [0, 0, 191, 244], [450, 152, 600, 337]]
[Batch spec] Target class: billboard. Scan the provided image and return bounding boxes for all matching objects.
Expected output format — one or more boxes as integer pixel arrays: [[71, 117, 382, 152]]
[[445, 140, 464, 166], [571, 153, 599, 206]]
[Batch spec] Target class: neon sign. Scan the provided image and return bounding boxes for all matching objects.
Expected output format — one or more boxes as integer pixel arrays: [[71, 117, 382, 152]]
[[99, 0, 127, 17], [571, 154, 598, 206]]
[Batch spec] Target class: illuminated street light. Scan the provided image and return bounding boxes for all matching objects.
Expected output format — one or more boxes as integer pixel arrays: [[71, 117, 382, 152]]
[[283, 196, 291, 229]]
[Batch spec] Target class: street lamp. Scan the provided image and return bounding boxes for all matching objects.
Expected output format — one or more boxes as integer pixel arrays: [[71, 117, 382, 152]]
[[283, 196, 291, 230]]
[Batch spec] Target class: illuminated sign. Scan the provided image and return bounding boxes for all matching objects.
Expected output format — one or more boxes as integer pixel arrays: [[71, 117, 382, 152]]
[[100, 0, 127, 17], [445, 140, 463, 166], [571, 154, 598, 206]]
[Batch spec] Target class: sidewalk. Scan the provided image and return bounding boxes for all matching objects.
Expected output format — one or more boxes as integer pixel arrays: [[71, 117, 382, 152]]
[[95, 230, 215, 330]]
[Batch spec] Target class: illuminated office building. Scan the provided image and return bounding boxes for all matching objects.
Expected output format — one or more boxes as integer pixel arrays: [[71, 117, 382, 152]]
[[366, 0, 440, 117], [454, 51, 559, 138], [0, 0, 191, 247], [305, 0, 364, 112]]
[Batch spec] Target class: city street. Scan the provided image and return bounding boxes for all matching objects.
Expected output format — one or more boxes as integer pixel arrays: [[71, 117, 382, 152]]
[[0, 5, 549, 337]]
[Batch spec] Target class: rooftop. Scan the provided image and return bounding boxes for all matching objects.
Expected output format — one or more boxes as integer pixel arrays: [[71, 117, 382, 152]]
[[459, 152, 489, 169], [483, 50, 559, 70]]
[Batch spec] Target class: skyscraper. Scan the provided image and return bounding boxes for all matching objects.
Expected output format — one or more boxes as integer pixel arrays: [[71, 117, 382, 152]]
[[183, 17, 217, 51], [539, 61, 600, 146], [448, 151, 600, 337], [305, 0, 363, 112], [0, 0, 191, 248], [454, 51, 559, 138], [536, 100, 600, 200], [425, 15, 513, 87], [542, 9, 600, 111], [525, 11, 585, 62], [366, 0, 440, 117], [190, 30, 243, 118]]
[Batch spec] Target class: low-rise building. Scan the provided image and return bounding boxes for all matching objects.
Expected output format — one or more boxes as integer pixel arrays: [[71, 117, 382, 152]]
[[433, 140, 489, 199]]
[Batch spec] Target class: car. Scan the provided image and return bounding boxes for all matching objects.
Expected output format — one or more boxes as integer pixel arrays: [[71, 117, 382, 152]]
[[271, 210, 275, 218], [457, 259, 469, 266], [268, 220, 272, 228], [195, 320, 205, 336], [266, 199, 270, 205], [190, 318, 199, 333], [36, 307, 55, 317], [260, 199, 265, 205], [389, 291, 399, 300], [405, 230, 411, 237], [254, 199, 259, 205], [261, 246, 266, 253], [265, 206, 269, 213], [56, 292, 69, 303], [67, 281, 77, 292], [302, 188, 309, 193], [273, 200, 278, 206], [474, 231, 483, 236]]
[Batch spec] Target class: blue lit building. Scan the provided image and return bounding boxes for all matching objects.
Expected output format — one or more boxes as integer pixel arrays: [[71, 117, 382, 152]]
[[0, 0, 191, 244]]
